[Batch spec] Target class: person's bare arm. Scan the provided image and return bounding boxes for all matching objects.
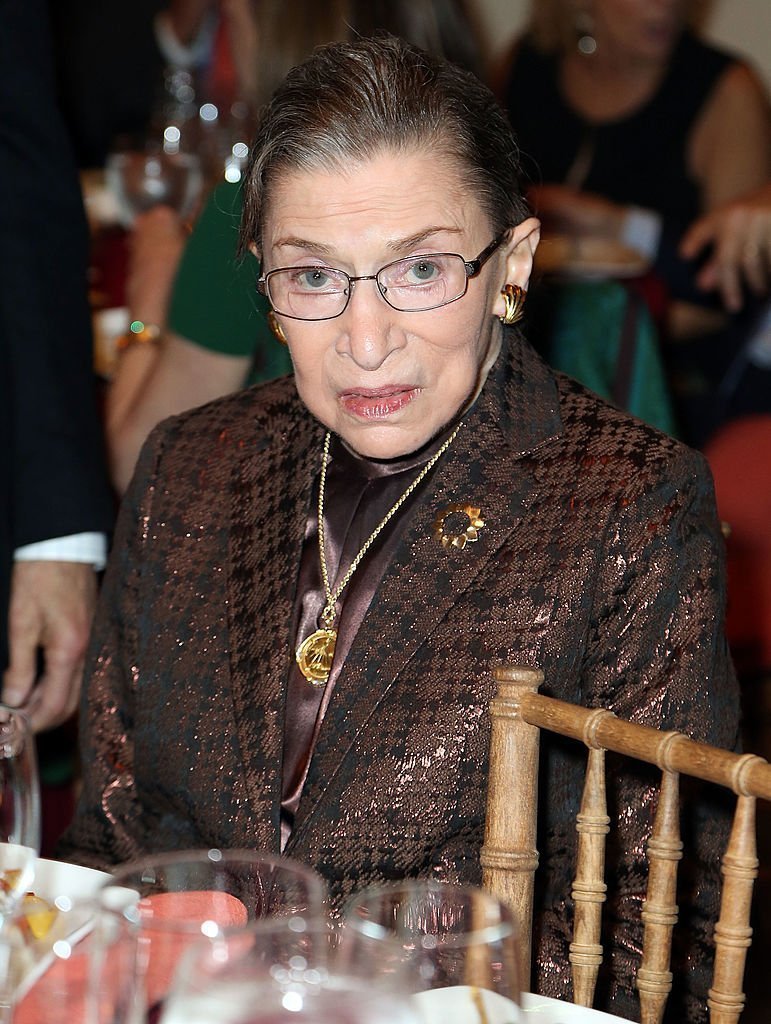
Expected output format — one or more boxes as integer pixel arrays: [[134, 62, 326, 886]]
[[3, 562, 97, 731], [690, 62, 771, 211], [107, 204, 251, 492], [107, 333, 251, 493], [106, 206, 188, 435]]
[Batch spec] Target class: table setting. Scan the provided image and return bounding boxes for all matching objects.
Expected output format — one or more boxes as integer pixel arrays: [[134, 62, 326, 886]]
[[0, 708, 627, 1024], [0, 843, 634, 1024]]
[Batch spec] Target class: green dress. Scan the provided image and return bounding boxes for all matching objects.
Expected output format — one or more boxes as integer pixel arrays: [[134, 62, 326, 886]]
[[167, 181, 292, 385]]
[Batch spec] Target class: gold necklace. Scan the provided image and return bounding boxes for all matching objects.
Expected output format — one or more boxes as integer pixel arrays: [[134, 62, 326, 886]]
[[295, 424, 462, 685]]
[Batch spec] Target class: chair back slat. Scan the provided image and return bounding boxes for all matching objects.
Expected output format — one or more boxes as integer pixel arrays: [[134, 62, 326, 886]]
[[480, 665, 542, 989], [638, 768, 682, 1024], [708, 794, 758, 1024], [482, 664, 771, 1023], [569, 745, 609, 1006]]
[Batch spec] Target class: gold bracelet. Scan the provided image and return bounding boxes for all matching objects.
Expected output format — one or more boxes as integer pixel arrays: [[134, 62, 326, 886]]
[[115, 320, 161, 352]]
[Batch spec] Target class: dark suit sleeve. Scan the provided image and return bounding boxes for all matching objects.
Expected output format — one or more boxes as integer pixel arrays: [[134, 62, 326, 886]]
[[0, 0, 113, 553], [57, 425, 176, 868]]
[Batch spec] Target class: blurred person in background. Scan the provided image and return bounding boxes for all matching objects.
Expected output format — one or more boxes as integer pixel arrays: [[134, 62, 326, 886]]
[[49, 0, 166, 170], [1, 0, 113, 732], [105, 0, 485, 493], [500, 0, 771, 447]]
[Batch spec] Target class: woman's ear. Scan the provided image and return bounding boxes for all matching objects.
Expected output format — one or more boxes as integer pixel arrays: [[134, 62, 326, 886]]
[[249, 241, 261, 260], [492, 217, 541, 318]]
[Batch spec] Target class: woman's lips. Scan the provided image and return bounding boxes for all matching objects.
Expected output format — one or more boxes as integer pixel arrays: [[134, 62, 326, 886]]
[[338, 386, 420, 420]]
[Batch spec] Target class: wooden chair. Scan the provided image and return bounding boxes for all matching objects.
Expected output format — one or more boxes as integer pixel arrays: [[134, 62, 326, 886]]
[[481, 664, 771, 1024]]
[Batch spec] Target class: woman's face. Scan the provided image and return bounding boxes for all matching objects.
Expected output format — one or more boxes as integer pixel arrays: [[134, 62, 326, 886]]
[[260, 149, 539, 459], [590, 0, 687, 64]]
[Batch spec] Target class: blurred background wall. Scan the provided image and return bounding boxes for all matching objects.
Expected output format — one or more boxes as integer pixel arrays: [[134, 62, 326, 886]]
[[475, 0, 771, 87]]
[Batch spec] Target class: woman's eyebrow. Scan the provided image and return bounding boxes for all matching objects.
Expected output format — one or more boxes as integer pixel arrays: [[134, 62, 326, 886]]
[[272, 227, 464, 259], [387, 227, 464, 254], [273, 237, 333, 255]]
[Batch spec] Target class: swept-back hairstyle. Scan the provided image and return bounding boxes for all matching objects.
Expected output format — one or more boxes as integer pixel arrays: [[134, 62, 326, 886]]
[[239, 35, 529, 253]]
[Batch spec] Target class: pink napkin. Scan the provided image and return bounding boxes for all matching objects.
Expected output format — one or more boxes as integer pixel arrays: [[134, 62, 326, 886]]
[[13, 890, 248, 1023], [138, 890, 248, 1006]]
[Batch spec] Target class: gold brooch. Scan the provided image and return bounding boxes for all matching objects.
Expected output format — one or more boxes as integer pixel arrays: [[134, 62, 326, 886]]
[[433, 504, 485, 549]]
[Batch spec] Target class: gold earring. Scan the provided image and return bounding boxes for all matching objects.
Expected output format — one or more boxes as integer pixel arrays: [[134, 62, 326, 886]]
[[499, 284, 526, 325], [267, 311, 288, 345]]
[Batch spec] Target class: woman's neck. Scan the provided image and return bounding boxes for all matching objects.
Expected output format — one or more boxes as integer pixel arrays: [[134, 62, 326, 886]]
[[560, 46, 670, 124]]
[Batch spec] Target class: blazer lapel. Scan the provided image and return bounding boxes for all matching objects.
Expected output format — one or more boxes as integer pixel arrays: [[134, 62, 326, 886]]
[[226, 393, 324, 849], [291, 337, 563, 840]]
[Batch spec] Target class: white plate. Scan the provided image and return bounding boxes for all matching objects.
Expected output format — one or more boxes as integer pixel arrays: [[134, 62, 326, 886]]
[[0, 847, 111, 999], [413, 987, 628, 1024], [522, 992, 627, 1022], [535, 235, 650, 281]]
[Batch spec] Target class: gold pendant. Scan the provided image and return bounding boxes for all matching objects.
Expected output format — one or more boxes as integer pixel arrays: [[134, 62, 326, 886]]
[[296, 627, 338, 686]]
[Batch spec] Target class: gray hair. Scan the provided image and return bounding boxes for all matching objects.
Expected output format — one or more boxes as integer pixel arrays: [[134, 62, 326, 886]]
[[240, 35, 529, 253]]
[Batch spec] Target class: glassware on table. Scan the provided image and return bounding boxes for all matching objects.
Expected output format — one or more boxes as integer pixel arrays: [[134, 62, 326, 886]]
[[10, 893, 122, 1024], [340, 881, 522, 1024], [0, 706, 41, 869], [104, 142, 203, 228], [161, 916, 419, 1024], [94, 848, 326, 1023], [0, 706, 41, 1020]]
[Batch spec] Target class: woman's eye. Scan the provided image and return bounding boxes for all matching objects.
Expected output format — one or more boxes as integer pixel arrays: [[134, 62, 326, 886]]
[[294, 268, 335, 290], [406, 259, 441, 284]]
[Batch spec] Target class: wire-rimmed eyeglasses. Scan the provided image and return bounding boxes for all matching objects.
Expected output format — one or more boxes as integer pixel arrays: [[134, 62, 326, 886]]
[[257, 234, 507, 321]]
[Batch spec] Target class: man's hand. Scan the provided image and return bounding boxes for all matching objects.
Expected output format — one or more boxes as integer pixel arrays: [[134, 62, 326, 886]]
[[3, 561, 97, 731]]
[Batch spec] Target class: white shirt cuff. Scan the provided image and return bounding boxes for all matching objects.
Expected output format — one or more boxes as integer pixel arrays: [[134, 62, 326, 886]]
[[14, 533, 108, 571], [620, 207, 663, 260]]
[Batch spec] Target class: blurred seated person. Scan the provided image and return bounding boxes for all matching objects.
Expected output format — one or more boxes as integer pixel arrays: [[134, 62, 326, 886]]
[[500, 0, 771, 444], [106, 0, 484, 493], [62, 37, 738, 1023]]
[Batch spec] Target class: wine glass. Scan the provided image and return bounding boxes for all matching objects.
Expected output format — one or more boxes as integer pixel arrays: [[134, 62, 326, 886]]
[[0, 704, 41, 910], [0, 706, 41, 1020], [94, 848, 326, 1022], [104, 140, 203, 228], [161, 916, 420, 1024], [340, 881, 522, 1024]]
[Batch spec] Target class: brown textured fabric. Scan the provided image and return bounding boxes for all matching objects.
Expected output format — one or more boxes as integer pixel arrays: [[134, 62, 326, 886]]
[[60, 330, 738, 1022], [282, 431, 454, 847]]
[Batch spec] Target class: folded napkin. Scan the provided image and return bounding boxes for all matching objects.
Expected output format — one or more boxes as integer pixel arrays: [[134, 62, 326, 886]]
[[13, 889, 248, 1023], [138, 890, 248, 1007]]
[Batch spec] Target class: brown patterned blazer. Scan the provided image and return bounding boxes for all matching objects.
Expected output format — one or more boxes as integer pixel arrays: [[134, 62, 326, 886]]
[[61, 332, 738, 1020]]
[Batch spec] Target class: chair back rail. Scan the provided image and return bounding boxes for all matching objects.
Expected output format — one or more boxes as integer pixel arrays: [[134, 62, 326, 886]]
[[481, 664, 771, 1024]]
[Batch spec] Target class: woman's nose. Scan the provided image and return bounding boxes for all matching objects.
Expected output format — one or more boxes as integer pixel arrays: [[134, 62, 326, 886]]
[[337, 279, 404, 370]]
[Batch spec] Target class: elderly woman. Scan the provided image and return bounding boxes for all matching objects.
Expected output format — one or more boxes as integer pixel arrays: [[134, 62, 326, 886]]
[[61, 37, 737, 1021]]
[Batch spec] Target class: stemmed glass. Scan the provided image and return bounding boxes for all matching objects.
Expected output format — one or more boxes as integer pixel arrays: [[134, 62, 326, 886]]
[[161, 916, 420, 1024], [0, 705, 41, 1020], [340, 881, 522, 1024], [93, 848, 326, 1023], [104, 137, 203, 229]]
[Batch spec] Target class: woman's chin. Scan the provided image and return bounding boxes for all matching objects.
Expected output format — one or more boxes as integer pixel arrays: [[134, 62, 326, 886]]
[[335, 420, 431, 461]]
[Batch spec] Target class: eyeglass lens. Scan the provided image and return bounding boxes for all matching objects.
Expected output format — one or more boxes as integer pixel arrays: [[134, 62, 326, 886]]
[[266, 252, 471, 319]]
